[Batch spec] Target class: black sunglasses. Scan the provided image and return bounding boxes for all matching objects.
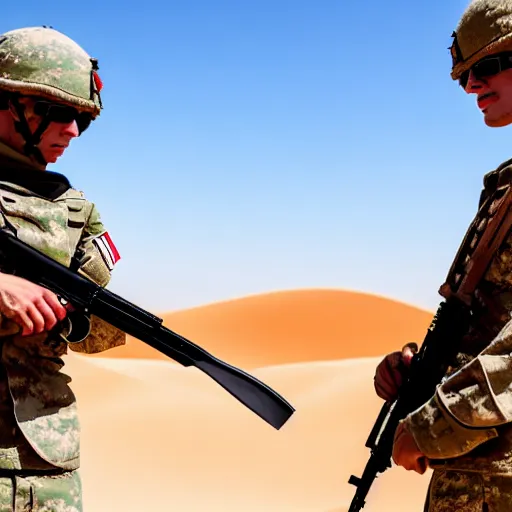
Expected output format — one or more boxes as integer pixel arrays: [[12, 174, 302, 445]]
[[459, 52, 512, 88], [33, 100, 93, 134]]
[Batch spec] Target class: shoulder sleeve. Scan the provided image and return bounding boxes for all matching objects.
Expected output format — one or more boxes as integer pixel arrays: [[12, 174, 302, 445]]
[[74, 202, 121, 288], [402, 319, 512, 459], [67, 202, 126, 354]]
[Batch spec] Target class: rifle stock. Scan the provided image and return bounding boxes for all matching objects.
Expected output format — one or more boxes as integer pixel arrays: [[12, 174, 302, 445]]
[[0, 229, 295, 431]]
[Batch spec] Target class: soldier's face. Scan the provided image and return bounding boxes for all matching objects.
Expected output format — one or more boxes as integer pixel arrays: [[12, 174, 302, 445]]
[[464, 61, 512, 127], [16, 97, 80, 164]]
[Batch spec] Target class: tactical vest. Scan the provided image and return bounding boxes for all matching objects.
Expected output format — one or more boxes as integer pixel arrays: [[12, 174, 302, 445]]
[[416, 158, 512, 475], [0, 181, 93, 267], [0, 181, 112, 471], [448, 158, 512, 374]]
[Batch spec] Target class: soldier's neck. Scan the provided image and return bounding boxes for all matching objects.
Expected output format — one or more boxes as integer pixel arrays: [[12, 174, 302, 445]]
[[0, 139, 45, 171]]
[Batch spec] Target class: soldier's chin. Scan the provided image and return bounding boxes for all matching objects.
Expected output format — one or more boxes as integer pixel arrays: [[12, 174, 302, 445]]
[[41, 151, 61, 164], [483, 110, 512, 128]]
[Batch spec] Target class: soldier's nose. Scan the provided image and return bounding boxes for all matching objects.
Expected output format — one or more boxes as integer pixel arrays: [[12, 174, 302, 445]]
[[61, 120, 79, 138]]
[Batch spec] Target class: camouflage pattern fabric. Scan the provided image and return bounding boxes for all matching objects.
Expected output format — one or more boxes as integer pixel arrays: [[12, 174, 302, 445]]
[[402, 160, 512, 475], [424, 470, 512, 512], [0, 470, 82, 511], [0, 26, 102, 115], [0, 142, 125, 474]]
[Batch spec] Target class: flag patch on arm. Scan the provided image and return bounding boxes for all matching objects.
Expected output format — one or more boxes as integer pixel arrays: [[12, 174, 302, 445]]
[[93, 232, 121, 271]]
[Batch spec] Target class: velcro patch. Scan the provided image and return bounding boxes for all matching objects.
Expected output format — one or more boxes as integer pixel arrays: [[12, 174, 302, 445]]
[[93, 231, 121, 271]]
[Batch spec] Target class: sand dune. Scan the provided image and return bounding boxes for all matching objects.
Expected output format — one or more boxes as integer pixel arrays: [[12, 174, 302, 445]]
[[64, 289, 436, 511], [67, 354, 430, 512], [91, 289, 434, 368]]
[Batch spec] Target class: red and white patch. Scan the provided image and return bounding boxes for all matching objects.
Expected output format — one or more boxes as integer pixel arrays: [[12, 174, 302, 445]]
[[93, 231, 121, 271]]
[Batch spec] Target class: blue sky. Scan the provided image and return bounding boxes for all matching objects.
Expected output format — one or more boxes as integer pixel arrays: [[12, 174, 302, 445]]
[[4, 0, 512, 313]]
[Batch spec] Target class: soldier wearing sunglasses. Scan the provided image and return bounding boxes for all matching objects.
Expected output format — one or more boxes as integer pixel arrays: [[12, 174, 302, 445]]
[[371, 1, 512, 510], [0, 26, 126, 510]]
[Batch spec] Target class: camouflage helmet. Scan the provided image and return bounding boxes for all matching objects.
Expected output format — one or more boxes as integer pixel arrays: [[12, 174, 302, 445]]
[[0, 26, 103, 116], [450, 0, 512, 81]]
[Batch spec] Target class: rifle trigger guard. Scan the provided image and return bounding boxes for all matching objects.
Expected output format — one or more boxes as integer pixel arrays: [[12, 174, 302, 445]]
[[59, 311, 91, 344]]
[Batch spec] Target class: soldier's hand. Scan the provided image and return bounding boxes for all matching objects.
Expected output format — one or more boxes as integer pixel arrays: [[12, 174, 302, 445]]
[[392, 421, 428, 474], [0, 273, 67, 336], [373, 342, 418, 401]]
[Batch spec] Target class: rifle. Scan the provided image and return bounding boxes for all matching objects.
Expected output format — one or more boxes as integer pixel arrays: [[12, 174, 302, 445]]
[[348, 182, 512, 511], [0, 228, 295, 431]]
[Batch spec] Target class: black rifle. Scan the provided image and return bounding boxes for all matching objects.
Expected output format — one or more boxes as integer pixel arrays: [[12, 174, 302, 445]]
[[347, 298, 471, 512], [348, 183, 512, 511], [0, 229, 295, 431]]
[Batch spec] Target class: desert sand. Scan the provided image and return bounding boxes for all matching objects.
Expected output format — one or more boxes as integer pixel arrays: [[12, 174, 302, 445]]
[[92, 289, 434, 367], [67, 289, 435, 511]]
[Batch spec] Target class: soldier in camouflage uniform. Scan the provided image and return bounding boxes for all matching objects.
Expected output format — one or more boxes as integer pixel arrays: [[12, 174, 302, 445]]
[[373, 1, 512, 510], [0, 26, 126, 510], [375, 0, 512, 512]]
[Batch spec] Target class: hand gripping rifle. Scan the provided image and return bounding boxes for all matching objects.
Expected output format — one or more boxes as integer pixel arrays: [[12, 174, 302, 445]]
[[0, 229, 295, 431], [348, 182, 512, 511]]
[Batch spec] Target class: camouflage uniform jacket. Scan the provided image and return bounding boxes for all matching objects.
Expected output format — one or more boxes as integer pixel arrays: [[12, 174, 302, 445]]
[[403, 158, 512, 475], [0, 141, 125, 472]]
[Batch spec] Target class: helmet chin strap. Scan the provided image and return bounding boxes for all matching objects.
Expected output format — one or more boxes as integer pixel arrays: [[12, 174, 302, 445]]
[[9, 96, 52, 166]]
